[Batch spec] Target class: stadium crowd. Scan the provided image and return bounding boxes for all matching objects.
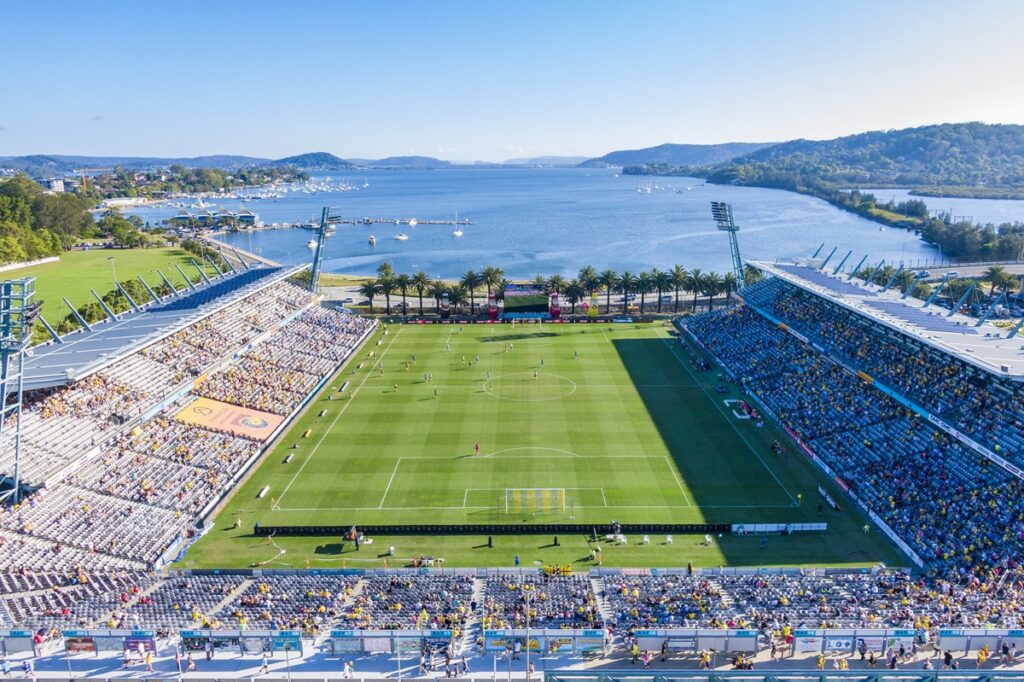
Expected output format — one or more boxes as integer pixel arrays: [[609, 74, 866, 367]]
[[0, 279, 375, 573], [482, 574, 600, 629], [742, 278, 1024, 463], [685, 289, 1024, 580]]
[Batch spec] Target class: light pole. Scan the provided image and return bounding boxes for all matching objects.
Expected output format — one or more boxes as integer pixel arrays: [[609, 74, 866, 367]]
[[283, 642, 292, 682], [107, 255, 117, 284], [524, 589, 532, 681]]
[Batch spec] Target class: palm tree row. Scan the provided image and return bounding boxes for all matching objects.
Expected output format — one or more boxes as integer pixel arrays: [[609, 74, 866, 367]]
[[355, 263, 748, 315], [357, 263, 507, 315]]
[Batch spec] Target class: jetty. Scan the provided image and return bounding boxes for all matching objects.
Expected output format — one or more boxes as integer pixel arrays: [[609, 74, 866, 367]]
[[199, 234, 281, 268], [298, 217, 472, 227]]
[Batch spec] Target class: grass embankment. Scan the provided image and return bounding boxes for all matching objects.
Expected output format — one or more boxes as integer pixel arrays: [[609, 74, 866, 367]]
[[182, 322, 902, 570]]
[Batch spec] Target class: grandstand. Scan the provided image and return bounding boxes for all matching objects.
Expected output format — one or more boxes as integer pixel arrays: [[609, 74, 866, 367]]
[[0, 264, 376, 575], [683, 260, 1024, 580], [3, 255, 1024, 678]]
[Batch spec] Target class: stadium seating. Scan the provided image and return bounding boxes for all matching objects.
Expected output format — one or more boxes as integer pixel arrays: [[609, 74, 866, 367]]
[[685, 299, 1024, 579], [341, 575, 475, 631], [482, 574, 600, 629], [742, 277, 1024, 463], [0, 278, 373, 574]]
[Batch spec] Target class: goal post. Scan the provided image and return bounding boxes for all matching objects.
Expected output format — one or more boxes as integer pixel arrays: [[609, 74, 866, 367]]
[[504, 488, 567, 515]]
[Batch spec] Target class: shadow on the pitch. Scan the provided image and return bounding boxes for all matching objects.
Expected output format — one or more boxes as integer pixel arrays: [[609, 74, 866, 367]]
[[314, 543, 343, 555]]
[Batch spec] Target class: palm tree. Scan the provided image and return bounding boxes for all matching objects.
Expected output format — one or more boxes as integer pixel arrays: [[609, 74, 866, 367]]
[[598, 269, 618, 313], [688, 268, 703, 311], [448, 284, 468, 313], [943, 278, 970, 308], [985, 265, 1008, 295], [702, 272, 723, 311], [498, 278, 511, 300], [873, 265, 896, 286], [722, 272, 738, 302], [547, 274, 566, 295], [564, 278, 585, 314], [460, 270, 482, 315], [670, 265, 687, 313], [618, 271, 636, 312], [895, 269, 916, 294], [377, 273, 396, 315], [481, 265, 505, 297], [653, 269, 672, 313], [395, 273, 411, 313], [636, 271, 653, 314], [428, 280, 447, 311], [357, 280, 380, 315], [412, 271, 430, 315], [532, 274, 547, 289], [578, 265, 598, 296], [743, 264, 763, 287], [376, 261, 394, 279]]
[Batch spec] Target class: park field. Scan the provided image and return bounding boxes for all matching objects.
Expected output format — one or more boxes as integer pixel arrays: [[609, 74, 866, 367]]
[[182, 322, 903, 570], [14, 247, 218, 328]]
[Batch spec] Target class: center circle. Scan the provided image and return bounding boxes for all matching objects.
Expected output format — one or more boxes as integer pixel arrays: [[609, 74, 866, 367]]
[[483, 372, 577, 402]]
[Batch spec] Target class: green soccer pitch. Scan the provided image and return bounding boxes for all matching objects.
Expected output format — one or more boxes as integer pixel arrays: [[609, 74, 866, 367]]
[[182, 321, 903, 570]]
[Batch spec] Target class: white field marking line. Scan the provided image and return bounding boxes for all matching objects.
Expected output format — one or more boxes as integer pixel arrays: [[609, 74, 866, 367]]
[[276, 502, 793, 511], [379, 458, 403, 509], [659, 331, 799, 506], [601, 488, 608, 507], [483, 372, 577, 402], [663, 455, 693, 507], [395, 383, 700, 389], [275, 328, 403, 505], [478, 446, 579, 459]]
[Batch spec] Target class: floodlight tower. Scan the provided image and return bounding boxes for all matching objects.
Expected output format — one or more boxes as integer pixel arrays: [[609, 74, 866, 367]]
[[0, 278, 41, 504], [711, 201, 745, 290], [308, 206, 343, 293]]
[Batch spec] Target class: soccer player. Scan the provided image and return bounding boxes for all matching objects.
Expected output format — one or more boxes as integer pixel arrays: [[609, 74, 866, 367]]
[[474, 442, 481, 455]]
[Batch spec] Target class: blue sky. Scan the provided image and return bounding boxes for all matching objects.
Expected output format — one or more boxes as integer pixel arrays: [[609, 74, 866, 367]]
[[2, 0, 1023, 161]]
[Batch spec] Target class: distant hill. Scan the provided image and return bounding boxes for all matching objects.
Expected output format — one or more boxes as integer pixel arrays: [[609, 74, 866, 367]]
[[347, 156, 452, 170], [579, 142, 773, 168], [271, 152, 353, 170], [0, 154, 270, 176], [503, 155, 591, 167], [704, 122, 1024, 189]]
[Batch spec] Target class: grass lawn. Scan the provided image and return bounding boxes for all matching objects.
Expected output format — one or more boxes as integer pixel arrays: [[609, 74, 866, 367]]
[[867, 207, 924, 224], [182, 322, 903, 570], [13, 247, 218, 327]]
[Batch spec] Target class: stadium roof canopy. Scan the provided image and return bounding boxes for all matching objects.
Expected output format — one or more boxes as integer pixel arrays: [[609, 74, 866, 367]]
[[19, 264, 306, 392], [749, 260, 1024, 382]]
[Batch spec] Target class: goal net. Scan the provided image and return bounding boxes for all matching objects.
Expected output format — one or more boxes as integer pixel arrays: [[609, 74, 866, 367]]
[[504, 488, 567, 515]]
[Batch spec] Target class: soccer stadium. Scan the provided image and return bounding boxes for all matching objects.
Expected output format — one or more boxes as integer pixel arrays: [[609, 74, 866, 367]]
[[2, 231, 1024, 681]]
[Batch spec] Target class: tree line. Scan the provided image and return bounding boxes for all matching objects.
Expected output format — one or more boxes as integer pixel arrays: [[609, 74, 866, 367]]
[[353, 263, 762, 315]]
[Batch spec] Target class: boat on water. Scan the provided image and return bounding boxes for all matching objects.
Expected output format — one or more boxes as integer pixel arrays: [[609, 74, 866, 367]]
[[407, 218, 418, 227], [452, 228, 463, 237], [394, 233, 409, 241], [368, 235, 376, 245]]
